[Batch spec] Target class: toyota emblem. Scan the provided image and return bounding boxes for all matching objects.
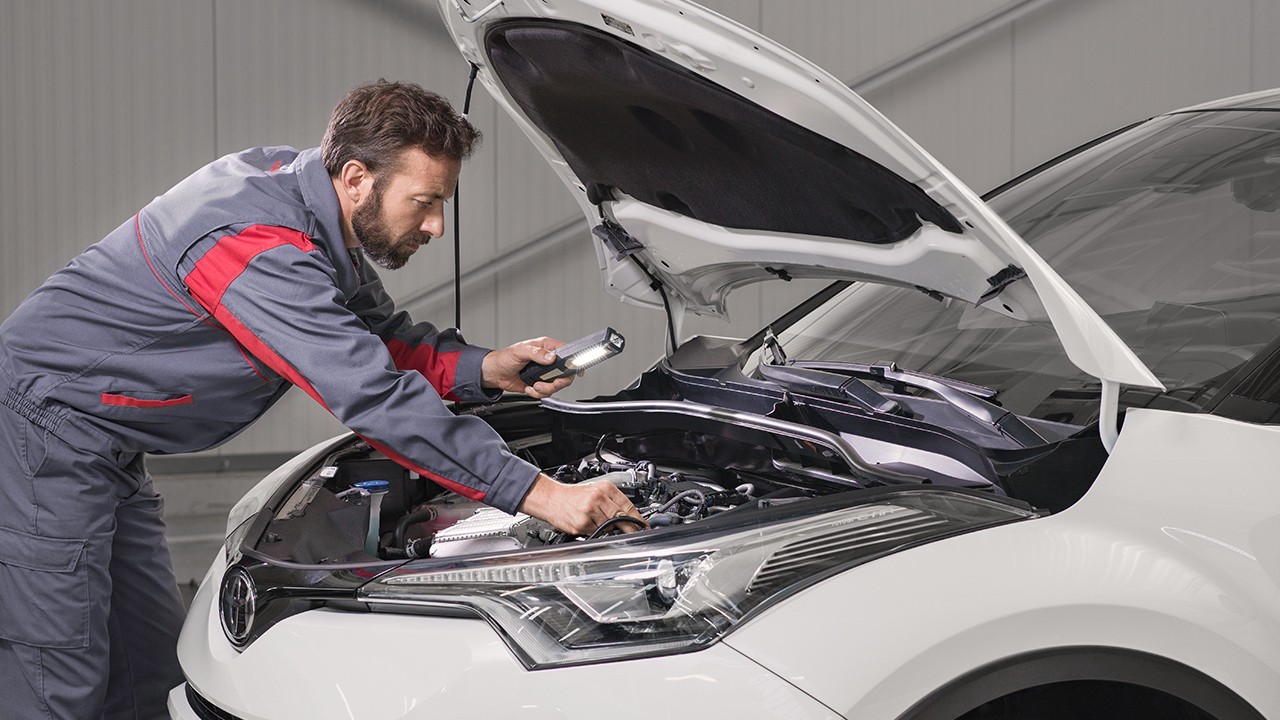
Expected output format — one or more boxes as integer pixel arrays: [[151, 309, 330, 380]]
[[219, 566, 257, 646]]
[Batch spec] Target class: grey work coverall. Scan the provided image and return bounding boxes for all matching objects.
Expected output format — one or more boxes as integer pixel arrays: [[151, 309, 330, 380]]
[[0, 146, 542, 719]]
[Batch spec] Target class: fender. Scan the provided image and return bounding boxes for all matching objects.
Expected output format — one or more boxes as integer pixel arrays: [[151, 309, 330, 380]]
[[900, 646, 1264, 720]]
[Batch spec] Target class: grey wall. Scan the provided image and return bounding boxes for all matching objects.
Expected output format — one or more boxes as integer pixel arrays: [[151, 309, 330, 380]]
[[3, 0, 1277, 459]]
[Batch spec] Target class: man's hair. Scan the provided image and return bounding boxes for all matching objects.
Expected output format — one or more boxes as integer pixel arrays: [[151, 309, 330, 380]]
[[321, 80, 480, 176]]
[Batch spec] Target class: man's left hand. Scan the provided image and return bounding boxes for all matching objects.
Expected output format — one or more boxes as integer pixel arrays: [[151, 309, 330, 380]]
[[482, 337, 575, 399]]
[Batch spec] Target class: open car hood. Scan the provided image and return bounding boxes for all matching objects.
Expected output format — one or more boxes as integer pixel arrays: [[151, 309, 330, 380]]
[[437, 0, 1161, 389]]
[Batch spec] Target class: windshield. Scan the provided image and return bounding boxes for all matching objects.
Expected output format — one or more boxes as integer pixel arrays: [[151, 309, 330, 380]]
[[753, 109, 1280, 425]]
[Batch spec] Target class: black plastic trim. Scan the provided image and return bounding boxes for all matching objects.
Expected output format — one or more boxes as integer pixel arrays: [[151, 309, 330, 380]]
[[185, 684, 245, 720], [898, 646, 1264, 720], [1201, 328, 1280, 422], [980, 120, 1148, 201]]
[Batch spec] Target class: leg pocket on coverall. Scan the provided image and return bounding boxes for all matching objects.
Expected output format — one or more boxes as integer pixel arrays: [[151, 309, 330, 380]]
[[0, 525, 90, 648], [18, 418, 48, 479]]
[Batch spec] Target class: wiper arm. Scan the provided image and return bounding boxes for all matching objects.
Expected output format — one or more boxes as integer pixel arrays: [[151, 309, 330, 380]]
[[761, 326, 788, 366], [757, 363, 902, 415], [792, 360, 1046, 446], [794, 360, 996, 399], [758, 327, 905, 413]]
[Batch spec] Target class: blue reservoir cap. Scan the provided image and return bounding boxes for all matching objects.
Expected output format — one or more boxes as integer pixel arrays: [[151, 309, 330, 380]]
[[353, 480, 391, 493]]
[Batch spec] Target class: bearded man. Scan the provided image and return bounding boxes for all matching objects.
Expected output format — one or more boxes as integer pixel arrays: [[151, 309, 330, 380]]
[[0, 80, 640, 719]]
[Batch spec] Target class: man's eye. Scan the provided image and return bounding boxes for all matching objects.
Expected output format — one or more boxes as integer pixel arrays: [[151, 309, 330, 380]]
[[415, 199, 434, 208]]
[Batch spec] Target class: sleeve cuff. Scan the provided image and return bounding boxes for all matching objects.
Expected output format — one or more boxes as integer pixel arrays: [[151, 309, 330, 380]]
[[485, 455, 542, 515], [450, 344, 502, 403]]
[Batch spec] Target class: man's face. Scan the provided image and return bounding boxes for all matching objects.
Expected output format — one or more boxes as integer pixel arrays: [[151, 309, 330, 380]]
[[351, 148, 461, 270]]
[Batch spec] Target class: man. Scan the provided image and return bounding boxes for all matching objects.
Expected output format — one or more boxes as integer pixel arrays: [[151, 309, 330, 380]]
[[0, 80, 641, 719]]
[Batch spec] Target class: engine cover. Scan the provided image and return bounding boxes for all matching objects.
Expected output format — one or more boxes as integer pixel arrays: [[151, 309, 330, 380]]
[[429, 507, 556, 558]]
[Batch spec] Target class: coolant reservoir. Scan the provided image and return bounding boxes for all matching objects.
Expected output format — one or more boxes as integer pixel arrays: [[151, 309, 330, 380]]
[[352, 480, 390, 556]]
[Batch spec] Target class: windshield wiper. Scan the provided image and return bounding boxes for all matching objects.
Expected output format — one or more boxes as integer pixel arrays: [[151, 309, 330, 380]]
[[757, 363, 902, 415], [791, 360, 1046, 446], [757, 328, 902, 414], [761, 326, 789, 365], [793, 360, 994, 398]]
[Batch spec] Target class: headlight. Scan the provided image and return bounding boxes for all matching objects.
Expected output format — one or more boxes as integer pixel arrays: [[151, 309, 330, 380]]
[[359, 490, 1035, 669]]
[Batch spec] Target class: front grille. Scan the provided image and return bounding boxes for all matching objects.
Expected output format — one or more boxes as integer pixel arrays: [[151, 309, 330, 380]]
[[186, 684, 245, 720]]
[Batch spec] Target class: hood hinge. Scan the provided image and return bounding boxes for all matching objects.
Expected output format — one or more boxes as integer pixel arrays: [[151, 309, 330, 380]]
[[979, 264, 1028, 304], [593, 219, 644, 261]]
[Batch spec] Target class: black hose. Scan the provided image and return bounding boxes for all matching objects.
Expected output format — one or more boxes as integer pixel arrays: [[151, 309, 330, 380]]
[[404, 537, 432, 559], [586, 515, 647, 539], [628, 255, 679, 353], [394, 508, 436, 548], [382, 536, 433, 560], [594, 433, 617, 464]]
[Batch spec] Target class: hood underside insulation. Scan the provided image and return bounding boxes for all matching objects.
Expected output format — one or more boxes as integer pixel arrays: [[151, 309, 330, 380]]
[[485, 19, 962, 245]]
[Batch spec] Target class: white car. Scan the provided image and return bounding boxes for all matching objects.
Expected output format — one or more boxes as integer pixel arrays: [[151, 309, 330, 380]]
[[170, 1, 1280, 718]]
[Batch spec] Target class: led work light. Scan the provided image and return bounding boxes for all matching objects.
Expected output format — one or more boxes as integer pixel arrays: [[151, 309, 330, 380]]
[[520, 327, 625, 385]]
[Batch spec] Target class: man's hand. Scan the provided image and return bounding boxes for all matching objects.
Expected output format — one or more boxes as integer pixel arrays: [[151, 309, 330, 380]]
[[482, 337, 575, 399], [520, 473, 648, 536]]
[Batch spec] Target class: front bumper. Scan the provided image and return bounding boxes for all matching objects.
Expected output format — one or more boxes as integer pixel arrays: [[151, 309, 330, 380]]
[[176, 555, 843, 720]]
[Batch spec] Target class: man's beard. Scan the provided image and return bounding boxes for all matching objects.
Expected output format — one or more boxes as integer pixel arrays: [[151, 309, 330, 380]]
[[351, 181, 431, 270]]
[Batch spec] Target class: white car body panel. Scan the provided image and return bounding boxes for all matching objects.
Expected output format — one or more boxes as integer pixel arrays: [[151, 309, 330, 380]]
[[222, 435, 353, 537], [438, 0, 1162, 389], [172, 554, 841, 720], [173, 410, 1280, 718], [724, 409, 1280, 718]]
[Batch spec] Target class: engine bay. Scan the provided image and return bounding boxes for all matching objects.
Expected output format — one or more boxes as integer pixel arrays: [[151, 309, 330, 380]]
[[258, 428, 820, 565], [248, 381, 1097, 567]]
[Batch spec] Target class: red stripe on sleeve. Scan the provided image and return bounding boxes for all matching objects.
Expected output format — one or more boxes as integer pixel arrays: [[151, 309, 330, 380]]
[[183, 224, 486, 502], [204, 298, 486, 503], [356, 435, 486, 502], [385, 339, 463, 401], [185, 225, 315, 310]]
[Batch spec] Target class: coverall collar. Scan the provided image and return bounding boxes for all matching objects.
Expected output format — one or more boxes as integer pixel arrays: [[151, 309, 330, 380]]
[[296, 147, 360, 299]]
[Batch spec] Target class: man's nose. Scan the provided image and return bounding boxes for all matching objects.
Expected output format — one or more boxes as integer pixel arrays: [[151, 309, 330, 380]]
[[421, 211, 444, 238]]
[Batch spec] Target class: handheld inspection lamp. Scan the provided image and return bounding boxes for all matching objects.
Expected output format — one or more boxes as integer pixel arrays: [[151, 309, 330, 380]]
[[520, 327, 625, 385]]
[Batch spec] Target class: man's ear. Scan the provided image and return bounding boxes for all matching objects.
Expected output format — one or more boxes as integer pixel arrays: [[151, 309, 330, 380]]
[[337, 159, 372, 204]]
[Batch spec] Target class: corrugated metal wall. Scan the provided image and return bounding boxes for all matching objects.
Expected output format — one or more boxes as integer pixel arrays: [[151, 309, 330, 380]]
[[2, 0, 1277, 458]]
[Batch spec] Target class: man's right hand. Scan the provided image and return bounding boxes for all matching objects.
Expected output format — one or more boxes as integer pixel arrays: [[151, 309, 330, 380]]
[[481, 338, 575, 399], [519, 473, 647, 536]]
